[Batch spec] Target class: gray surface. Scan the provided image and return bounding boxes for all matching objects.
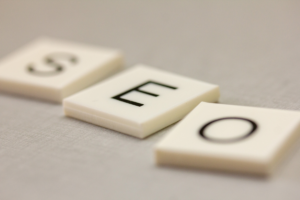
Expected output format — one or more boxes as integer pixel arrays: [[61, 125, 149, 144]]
[[1, 0, 300, 199]]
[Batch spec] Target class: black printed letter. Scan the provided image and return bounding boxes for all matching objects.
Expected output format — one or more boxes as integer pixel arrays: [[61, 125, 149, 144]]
[[112, 80, 177, 107], [199, 117, 258, 143], [27, 52, 77, 76]]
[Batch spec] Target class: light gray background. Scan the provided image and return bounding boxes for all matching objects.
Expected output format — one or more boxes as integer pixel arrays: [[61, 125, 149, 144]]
[[1, 0, 300, 199]]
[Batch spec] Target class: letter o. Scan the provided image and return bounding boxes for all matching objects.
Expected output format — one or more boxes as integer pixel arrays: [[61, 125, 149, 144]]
[[199, 117, 258, 143]]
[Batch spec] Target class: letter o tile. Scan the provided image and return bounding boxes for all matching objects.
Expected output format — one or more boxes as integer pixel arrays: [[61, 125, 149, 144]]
[[155, 102, 300, 175]]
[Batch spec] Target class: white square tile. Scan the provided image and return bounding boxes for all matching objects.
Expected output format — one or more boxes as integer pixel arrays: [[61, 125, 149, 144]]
[[63, 65, 220, 138], [0, 37, 123, 102], [155, 102, 300, 175]]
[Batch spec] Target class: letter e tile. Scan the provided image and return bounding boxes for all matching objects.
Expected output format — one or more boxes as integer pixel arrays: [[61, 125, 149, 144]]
[[63, 65, 220, 138]]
